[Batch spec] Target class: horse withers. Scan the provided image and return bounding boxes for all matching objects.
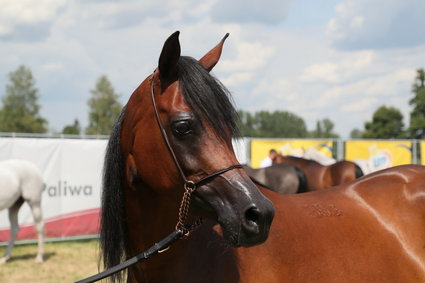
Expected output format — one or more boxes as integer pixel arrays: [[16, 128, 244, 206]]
[[0, 159, 44, 264]]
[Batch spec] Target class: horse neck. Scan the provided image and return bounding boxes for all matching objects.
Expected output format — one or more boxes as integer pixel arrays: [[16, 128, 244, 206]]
[[168, 221, 240, 282], [124, 184, 180, 253], [124, 192, 240, 282]]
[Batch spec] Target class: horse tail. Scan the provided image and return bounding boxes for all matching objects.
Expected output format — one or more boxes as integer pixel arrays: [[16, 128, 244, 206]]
[[354, 163, 364, 179], [100, 108, 127, 283], [294, 166, 308, 194]]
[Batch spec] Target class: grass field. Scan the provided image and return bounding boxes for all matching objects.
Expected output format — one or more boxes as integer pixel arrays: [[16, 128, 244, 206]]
[[0, 239, 100, 283]]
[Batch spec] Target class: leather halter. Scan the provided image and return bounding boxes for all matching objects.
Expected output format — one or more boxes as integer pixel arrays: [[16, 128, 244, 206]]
[[75, 72, 243, 283], [149, 72, 243, 232]]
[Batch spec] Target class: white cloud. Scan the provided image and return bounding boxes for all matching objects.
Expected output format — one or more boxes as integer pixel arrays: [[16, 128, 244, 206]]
[[211, 0, 295, 24], [301, 63, 339, 83], [220, 42, 275, 72], [221, 72, 254, 89], [327, 0, 425, 49], [0, 0, 66, 40], [41, 63, 64, 71], [301, 50, 375, 83], [342, 97, 377, 112], [218, 39, 275, 88], [234, 33, 423, 137], [0, 0, 424, 139]]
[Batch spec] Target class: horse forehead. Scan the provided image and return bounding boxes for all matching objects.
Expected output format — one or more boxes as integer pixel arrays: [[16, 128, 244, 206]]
[[161, 80, 191, 113]]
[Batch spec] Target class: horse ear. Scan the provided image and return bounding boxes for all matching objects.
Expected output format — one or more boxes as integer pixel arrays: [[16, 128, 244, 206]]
[[158, 31, 181, 80], [199, 33, 229, 72]]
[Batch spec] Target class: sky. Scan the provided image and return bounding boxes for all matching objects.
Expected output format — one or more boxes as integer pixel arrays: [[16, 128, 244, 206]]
[[0, 0, 424, 137]]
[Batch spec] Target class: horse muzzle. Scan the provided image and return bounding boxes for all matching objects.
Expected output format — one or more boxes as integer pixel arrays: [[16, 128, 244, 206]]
[[192, 173, 275, 247]]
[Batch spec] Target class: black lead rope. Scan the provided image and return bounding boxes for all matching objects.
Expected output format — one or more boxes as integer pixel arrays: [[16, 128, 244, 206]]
[[76, 164, 245, 283], [75, 229, 184, 283]]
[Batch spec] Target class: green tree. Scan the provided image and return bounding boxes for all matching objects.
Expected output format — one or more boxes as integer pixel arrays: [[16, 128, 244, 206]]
[[238, 110, 257, 137], [237, 110, 307, 137], [86, 75, 122, 135], [310, 118, 339, 138], [362, 105, 404, 138], [0, 65, 47, 133], [408, 68, 425, 138], [62, 119, 81, 135], [350, 128, 363, 139]]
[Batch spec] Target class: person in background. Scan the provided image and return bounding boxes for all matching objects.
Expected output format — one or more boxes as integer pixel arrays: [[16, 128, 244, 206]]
[[260, 149, 278, 168]]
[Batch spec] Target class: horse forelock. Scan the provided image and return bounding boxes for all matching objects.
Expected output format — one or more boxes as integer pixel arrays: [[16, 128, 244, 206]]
[[100, 107, 128, 282], [176, 56, 240, 140]]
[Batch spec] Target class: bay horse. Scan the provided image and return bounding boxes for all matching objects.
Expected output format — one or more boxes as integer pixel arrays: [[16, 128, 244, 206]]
[[0, 159, 44, 264], [274, 154, 363, 191], [242, 164, 307, 194], [100, 31, 275, 282], [99, 32, 425, 282]]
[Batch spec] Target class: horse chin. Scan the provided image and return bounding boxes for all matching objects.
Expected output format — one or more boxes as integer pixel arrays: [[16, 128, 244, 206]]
[[217, 218, 270, 248]]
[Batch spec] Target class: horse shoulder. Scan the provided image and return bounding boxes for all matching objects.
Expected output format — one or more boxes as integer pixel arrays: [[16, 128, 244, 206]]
[[239, 173, 425, 282]]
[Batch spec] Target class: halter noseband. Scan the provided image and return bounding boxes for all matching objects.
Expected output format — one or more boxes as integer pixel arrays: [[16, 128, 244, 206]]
[[149, 72, 243, 233]]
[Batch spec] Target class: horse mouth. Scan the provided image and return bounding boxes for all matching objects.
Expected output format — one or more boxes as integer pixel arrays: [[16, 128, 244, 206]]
[[191, 193, 240, 246], [217, 215, 271, 247], [191, 192, 219, 220]]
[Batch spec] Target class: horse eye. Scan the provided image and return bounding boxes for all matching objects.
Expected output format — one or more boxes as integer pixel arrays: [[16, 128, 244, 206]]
[[172, 121, 192, 136]]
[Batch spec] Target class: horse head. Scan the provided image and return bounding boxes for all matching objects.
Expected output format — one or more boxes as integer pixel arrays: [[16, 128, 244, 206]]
[[112, 31, 274, 256]]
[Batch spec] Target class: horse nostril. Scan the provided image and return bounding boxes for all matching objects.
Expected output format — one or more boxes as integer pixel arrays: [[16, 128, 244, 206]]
[[245, 207, 260, 224]]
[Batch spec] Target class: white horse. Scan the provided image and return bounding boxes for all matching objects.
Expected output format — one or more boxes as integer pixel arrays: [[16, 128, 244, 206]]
[[0, 159, 44, 264]]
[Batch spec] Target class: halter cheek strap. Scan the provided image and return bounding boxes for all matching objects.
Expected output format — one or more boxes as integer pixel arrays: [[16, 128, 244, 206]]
[[150, 73, 242, 233], [150, 73, 188, 184]]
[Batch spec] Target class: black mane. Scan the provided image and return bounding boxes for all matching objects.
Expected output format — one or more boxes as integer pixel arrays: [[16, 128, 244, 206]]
[[100, 56, 239, 282], [177, 56, 239, 139], [100, 107, 127, 283]]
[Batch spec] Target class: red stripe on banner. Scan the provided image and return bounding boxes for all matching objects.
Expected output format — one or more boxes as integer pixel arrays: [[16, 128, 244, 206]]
[[0, 208, 100, 241]]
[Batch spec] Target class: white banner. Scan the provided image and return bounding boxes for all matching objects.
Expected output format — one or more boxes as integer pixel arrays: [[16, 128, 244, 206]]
[[0, 138, 106, 240], [0, 137, 249, 240]]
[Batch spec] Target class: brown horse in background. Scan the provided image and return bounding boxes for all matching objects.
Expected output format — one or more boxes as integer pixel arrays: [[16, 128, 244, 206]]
[[243, 164, 308, 194], [97, 32, 425, 283], [274, 154, 363, 191]]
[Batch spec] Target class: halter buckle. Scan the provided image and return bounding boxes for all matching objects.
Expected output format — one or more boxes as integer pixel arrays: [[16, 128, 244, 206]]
[[158, 246, 170, 253], [184, 180, 196, 193]]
